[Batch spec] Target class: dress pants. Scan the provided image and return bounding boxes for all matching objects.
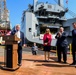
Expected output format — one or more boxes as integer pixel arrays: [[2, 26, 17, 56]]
[[57, 45, 67, 62], [18, 43, 22, 64], [72, 44, 76, 63]]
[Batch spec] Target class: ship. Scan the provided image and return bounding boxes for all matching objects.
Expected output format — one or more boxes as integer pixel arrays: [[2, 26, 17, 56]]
[[21, 0, 76, 46]]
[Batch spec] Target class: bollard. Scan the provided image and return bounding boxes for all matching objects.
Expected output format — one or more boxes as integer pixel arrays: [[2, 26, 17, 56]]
[[69, 44, 72, 56]]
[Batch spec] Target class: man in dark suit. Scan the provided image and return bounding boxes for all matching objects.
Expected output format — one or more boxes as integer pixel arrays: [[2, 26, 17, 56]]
[[55, 27, 68, 63], [11, 24, 26, 66], [70, 22, 76, 65]]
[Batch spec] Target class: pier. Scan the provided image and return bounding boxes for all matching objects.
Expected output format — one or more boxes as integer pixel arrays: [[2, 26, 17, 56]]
[[0, 47, 76, 75]]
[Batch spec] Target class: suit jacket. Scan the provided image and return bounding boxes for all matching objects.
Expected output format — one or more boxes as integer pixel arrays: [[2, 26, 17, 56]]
[[11, 30, 25, 46], [55, 32, 68, 47], [72, 30, 76, 46]]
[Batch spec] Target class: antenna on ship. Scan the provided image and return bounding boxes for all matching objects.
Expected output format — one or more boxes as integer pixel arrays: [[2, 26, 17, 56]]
[[58, 0, 64, 7], [54, 0, 76, 18], [33, 0, 38, 12]]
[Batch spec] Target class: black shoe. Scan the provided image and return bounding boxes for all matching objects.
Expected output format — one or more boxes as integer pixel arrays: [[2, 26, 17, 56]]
[[70, 63, 75, 66], [18, 63, 22, 66], [57, 60, 61, 63], [63, 61, 67, 64], [44, 60, 48, 62]]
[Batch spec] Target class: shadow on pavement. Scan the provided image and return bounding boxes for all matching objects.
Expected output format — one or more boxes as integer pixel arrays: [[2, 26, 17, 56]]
[[42, 63, 72, 67], [22, 59, 57, 63], [49, 57, 58, 61], [23, 58, 75, 68]]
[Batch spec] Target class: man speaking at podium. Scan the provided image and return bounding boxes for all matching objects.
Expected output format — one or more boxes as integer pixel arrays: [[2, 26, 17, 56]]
[[11, 24, 26, 66]]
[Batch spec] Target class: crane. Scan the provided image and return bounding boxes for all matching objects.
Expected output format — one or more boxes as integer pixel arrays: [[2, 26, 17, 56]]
[[0, 0, 10, 35], [0, 0, 9, 22]]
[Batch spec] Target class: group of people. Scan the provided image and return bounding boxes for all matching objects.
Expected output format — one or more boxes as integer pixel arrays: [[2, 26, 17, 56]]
[[43, 22, 76, 66], [11, 22, 76, 66]]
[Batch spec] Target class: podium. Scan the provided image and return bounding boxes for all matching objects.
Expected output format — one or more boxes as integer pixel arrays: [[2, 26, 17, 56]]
[[1, 35, 20, 70]]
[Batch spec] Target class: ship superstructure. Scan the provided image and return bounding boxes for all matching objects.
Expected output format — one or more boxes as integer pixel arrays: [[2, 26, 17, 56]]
[[21, 0, 75, 46]]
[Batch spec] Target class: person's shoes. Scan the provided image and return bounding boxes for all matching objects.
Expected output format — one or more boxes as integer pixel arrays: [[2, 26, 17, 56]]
[[57, 60, 61, 63], [63, 61, 68, 64], [70, 63, 75, 66], [18, 63, 22, 66], [44, 60, 49, 62]]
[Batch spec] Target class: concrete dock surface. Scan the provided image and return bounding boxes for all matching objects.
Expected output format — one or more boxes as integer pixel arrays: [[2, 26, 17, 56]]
[[0, 47, 76, 75]]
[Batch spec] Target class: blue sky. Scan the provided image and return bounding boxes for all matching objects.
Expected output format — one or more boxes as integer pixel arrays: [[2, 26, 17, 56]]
[[6, 0, 76, 28]]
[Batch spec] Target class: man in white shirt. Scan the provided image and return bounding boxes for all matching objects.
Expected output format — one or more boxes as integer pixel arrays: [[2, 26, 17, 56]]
[[11, 24, 26, 66]]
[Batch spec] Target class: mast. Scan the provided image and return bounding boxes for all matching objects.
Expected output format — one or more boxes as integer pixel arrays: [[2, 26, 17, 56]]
[[0, 0, 2, 22], [3, 0, 8, 21], [0, 0, 9, 21], [58, 0, 63, 7], [33, 0, 38, 12]]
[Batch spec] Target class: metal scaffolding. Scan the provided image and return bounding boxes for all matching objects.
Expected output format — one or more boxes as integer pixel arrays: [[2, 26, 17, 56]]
[[0, 0, 9, 22]]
